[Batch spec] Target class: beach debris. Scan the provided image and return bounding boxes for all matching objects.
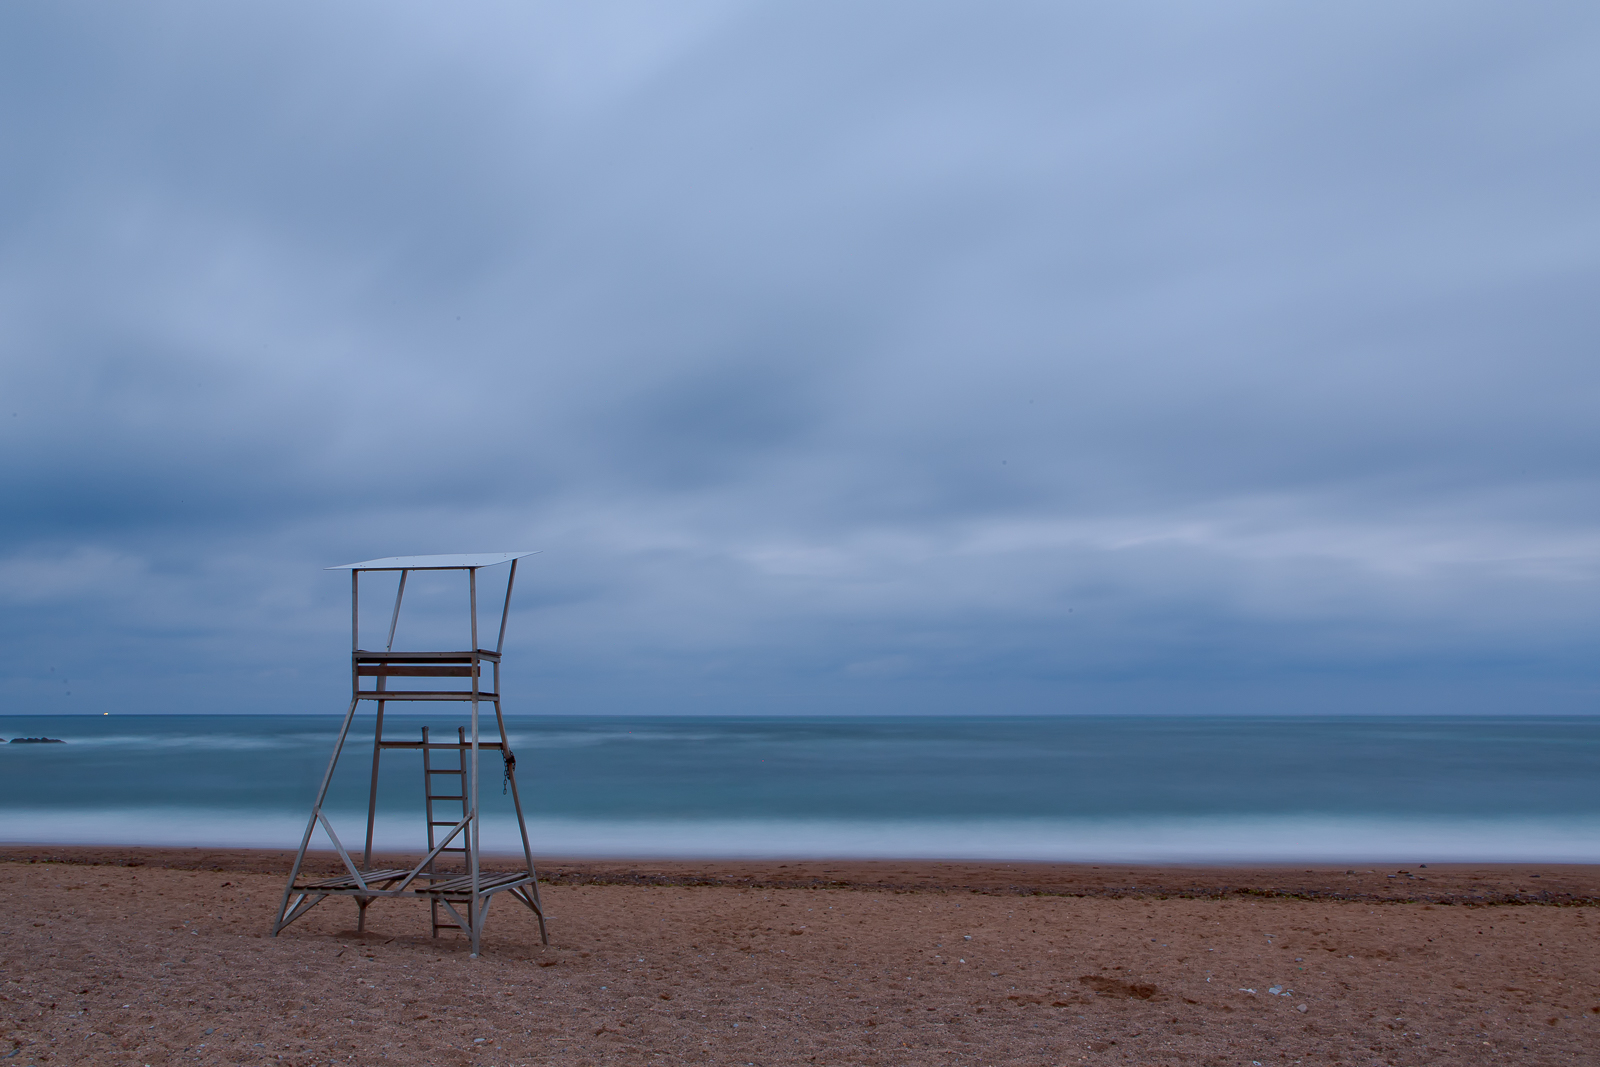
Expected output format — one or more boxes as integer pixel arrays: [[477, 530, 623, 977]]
[[1268, 986, 1283, 995], [1298, 1003, 1309, 1012]]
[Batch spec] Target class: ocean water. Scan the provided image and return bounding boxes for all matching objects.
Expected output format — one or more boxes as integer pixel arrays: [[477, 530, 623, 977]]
[[1, 714, 1597, 863]]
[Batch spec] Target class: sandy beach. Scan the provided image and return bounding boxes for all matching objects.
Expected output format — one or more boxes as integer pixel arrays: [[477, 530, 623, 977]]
[[2, 849, 1597, 1066]]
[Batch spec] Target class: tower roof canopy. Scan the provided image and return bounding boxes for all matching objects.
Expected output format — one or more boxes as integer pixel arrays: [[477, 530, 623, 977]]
[[326, 552, 537, 571]]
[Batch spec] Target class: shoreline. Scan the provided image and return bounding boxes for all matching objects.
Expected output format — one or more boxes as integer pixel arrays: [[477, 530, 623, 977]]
[[4, 844, 1598, 905]]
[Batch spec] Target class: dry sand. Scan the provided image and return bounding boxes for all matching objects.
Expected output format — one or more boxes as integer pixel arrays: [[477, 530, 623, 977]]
[[2, 849, 1598, 1066]]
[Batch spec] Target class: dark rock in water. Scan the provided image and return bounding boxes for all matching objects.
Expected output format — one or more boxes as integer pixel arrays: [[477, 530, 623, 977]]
[[8, 737, 65, 744]]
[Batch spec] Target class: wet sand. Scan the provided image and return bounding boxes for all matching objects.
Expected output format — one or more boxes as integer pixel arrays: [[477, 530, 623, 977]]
[[2, 849, 1598, 1065]]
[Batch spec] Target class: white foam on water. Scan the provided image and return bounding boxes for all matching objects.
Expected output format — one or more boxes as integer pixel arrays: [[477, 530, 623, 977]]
[[494, 815, 1600, 863], [4, 809, 1599, 863]]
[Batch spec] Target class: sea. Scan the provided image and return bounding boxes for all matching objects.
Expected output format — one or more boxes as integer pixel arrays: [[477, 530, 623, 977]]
[[1, 714, 1597, 864]]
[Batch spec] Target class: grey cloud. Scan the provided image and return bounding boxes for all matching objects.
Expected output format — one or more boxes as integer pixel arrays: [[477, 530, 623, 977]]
[[2, 1, 1598, 716]]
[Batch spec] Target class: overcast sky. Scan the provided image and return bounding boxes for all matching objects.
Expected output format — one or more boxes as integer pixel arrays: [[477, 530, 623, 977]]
[[2, 2, 1598, 716]]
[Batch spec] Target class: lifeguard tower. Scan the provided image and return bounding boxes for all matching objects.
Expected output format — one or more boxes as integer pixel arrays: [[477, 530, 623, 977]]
[[271, 553, 547, 955]]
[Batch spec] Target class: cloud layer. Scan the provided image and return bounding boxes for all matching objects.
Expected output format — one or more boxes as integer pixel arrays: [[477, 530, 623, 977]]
[[3, 1, 1598, 715]]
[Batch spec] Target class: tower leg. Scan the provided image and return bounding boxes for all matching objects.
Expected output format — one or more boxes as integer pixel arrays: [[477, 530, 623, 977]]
[[491, 697, 548, 945], [468, 690, 482, 957], [272, 697, 361, 936], [363, 698, 386, 869]]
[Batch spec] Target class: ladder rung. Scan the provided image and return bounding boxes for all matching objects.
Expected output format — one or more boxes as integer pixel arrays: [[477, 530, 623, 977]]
[[424, 750, 470, 872]]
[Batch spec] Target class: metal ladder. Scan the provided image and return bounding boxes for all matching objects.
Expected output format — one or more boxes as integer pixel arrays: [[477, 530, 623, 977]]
[[422, 725, 471, 938]]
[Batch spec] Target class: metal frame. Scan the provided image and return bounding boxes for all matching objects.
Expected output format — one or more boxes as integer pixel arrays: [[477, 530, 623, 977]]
[[271, 553, 546, 956]]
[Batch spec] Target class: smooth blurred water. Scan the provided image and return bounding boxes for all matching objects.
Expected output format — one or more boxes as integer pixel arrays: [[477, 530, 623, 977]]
[[2, 714, 1597, 862]]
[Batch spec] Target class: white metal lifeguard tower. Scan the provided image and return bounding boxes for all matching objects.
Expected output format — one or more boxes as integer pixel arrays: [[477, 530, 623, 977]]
[[271, 553, 547, 955]]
